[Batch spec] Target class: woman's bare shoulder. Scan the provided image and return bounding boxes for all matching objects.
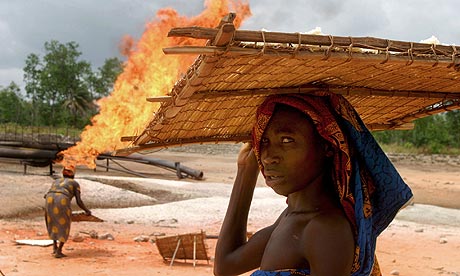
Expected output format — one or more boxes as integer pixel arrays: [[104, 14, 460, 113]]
[[304, 210, 352, 236]]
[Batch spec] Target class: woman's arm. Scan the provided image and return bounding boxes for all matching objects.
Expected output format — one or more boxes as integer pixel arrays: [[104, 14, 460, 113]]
[[214, 143, 267, 276], [73, 181, 91, 215]]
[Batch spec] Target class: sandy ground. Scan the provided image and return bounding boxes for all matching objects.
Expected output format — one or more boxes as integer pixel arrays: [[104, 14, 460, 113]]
[[0, 146, 459, 276]]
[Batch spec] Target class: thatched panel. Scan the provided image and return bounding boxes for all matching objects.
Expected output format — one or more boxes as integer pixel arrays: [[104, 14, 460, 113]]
[[116, 15, 460, 155]]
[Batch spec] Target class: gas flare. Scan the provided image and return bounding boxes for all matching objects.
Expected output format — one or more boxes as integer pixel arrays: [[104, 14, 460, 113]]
[[60, 0, 251, 169]]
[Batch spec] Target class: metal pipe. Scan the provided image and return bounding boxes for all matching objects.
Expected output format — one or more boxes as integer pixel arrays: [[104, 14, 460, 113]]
[[98, 152, 204, 180], [0, 145, 204, 180], [130, 153, 203, 180], [0, 146, 58, 159], [96, 163, 150, 178]]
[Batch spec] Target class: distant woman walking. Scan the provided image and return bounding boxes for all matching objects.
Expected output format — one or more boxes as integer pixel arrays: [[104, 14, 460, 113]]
[[44, 165, 91, 258]]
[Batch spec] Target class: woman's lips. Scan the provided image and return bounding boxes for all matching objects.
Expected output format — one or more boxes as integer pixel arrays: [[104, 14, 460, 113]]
[[264, 174, 284, 188]]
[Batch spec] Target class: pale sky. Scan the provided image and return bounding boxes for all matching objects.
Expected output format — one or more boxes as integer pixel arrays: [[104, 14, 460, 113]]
[[1, 0, 459, 90]]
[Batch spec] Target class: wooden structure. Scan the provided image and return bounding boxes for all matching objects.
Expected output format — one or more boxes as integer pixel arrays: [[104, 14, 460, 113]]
[[118, 13, 460, 155], [155, 231, 210, 267]]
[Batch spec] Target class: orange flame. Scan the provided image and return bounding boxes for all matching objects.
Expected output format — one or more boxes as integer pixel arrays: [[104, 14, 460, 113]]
[[60, 0, 251, 169]]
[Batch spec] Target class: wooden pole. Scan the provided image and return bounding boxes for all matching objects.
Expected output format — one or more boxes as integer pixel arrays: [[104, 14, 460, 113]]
[[193, 235, 197, 268], [170, 238, 181, 267], [167, 26, 460, 56]]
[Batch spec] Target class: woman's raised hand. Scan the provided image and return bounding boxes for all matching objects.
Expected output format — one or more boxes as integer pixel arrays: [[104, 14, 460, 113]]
[[237, 142, 259, 172]]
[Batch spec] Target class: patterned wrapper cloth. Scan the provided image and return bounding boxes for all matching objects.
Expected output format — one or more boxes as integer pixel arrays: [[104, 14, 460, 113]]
[[45, 178, 81, 242]]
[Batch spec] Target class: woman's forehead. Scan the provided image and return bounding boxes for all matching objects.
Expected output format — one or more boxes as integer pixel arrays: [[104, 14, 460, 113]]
[[265, 106, 316, 134], [271, 105, 313, 124]]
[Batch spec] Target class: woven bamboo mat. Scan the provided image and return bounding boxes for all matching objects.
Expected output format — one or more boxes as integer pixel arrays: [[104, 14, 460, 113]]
[[117, 14, 460, 155], [71, 211, 104, 222], [155, 231, 209, 264]]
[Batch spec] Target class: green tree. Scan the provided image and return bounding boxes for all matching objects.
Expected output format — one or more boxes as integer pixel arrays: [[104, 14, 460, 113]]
[[373, 111, 460, 154], [445, 110, 460, 148], [0, 82, 24, 124], [41, 40, 94, 127], [23, 40, 96, 128], [23, 53, 43, 125], [22, 40, 125, 129], [92, 57, 124, 99], [412, 115, 450, 152], [61, 80, 95, 128]]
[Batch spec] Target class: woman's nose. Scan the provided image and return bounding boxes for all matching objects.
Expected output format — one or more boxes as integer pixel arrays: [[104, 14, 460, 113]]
[[261, 148, 280, 165]]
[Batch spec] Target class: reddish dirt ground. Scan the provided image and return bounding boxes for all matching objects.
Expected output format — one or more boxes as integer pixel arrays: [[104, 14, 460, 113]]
[[1, 149, 459, 276]]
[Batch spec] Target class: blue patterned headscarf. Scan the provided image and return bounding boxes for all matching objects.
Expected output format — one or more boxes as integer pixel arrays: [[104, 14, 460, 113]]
[[252, 92, 413, 275]]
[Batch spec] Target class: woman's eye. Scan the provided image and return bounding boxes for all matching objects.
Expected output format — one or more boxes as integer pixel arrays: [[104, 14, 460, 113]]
[[261, 137, 269, 144], [282, 137, 293, 143]]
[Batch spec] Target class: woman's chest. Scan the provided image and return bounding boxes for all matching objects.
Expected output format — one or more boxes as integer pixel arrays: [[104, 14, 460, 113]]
[[260, 216, 311, 270]]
